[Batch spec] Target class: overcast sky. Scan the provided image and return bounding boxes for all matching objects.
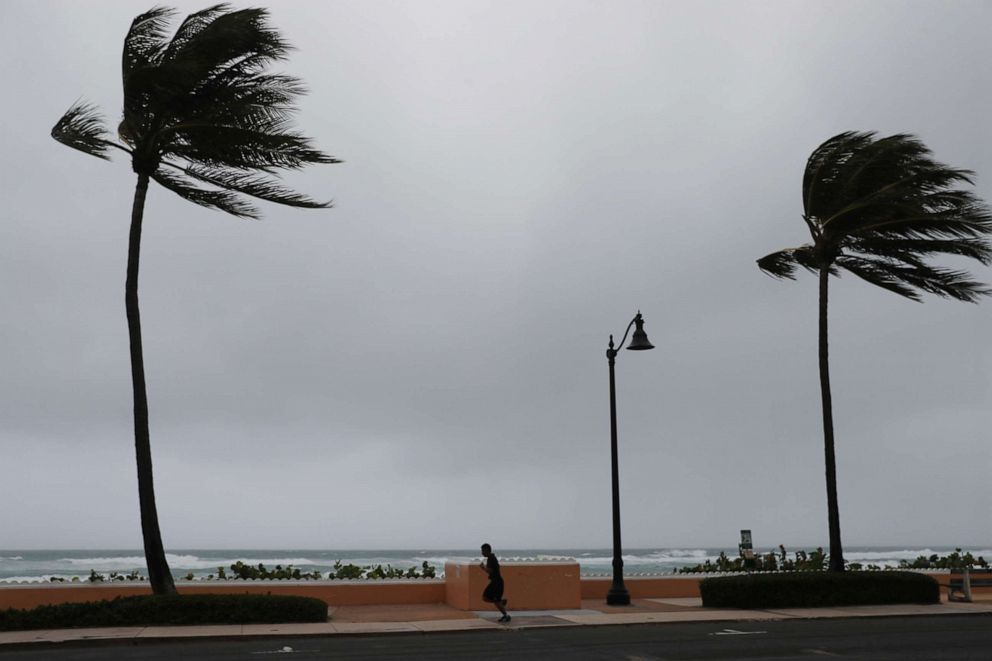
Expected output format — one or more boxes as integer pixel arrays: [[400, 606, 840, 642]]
[[1, 0, 990, 552]]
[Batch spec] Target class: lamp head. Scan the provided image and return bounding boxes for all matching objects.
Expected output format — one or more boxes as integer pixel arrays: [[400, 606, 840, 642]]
[[626, 312, 654, 351]]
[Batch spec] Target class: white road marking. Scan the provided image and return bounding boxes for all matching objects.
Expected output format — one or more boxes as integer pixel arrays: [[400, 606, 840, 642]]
[[251, 646, 319, 655], [710, 628, 767, 636]]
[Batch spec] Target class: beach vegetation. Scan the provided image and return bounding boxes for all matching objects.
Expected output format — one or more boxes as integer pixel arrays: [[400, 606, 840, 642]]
[[679, 546, 989, 574], [757, 132, 992, 572], [895, 548, 988, 570], [55, 560, 440, 583], [0, 594, 328, 632], [324, 560, 436, 580], [50, 5, 337, 595], [678, 545, 827, 573], [700, 571, 939, 608], [229, 561, 325, 580]]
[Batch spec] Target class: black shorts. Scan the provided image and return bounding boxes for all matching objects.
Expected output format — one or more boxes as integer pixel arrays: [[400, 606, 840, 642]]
[[483, 577, 504, 602]]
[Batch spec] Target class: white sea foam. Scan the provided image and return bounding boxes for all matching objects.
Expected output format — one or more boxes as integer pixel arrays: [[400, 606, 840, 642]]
[[654, 549, 711, 559], [0, 575, 91, 584], [0, 556, 24, 561], [575, 550, 718, 565], [58, 556, 148, 568], [54, 554, 318, 570], [414, 555, 461, 566]]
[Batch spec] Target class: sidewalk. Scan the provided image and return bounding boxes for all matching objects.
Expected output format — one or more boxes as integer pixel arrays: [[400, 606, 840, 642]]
[[2, 596, 990, 646]]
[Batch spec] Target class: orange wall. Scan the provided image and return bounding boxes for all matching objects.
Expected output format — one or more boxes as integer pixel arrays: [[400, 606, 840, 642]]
[[445, 562, 582, 610], [937, 571, 991, 591], [0, 581, 445, 611], [2, 571, 965, 611], [580, 576, 702, 599]]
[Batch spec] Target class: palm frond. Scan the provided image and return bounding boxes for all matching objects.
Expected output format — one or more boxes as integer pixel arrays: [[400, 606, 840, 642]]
[[184, 165, 332, 209], [168, 6, 290, 65], [849, 236, 992, 265], [94, 4, 338, 218], [838, 255, 990, 302], [191, 74, 307, 126], [757, 245, 819, 279], [802, 131, 876, 228], [890, 263, 988, 302], [121, 7, 176, 145], [161, 4, 231, 61], [148, 7, 291, 107], [169, 125, 338, 170], [159, 74, 307, 136], [835, 256, 921, 301], [122, 6, 174, 81], [849, 206, 992, 241], [51, 102, 114, 160], [769, 130, 992, 301], [152, 168, 259, 218], [823, 169, 979, 235]]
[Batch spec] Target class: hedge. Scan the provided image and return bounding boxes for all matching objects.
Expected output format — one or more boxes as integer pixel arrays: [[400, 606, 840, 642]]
[[0, 594, 329, 632], [700, 571, 939, 608]]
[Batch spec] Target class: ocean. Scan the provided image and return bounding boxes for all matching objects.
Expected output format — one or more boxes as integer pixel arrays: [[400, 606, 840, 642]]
[[1, 547, 987, 583]]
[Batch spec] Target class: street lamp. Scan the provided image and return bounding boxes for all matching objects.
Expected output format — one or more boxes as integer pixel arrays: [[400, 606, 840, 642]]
[[606, 311, 654, 606]]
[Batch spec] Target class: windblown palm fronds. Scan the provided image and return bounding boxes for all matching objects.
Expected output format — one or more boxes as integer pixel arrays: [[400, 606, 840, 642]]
[[53, 3, 338, 218], [758, 131, 992, 299]]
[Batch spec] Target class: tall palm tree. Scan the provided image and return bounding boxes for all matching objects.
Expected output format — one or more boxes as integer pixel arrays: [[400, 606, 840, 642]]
[[51, 4, 338, 594], [758, 131, 992, 572]]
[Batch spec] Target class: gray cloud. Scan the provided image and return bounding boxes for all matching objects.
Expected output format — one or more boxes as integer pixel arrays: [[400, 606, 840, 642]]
[[1, 0, 989, 550]]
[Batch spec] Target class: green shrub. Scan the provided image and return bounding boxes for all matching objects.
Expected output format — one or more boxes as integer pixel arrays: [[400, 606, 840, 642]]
[[679, 547, 988, 574], [61, 560, 441, 583], [679, 546, 829, 573], [898, 548, 988, 570], [227, 561, 324, 581], [700, 571, 939, 608], [0, 594, 328, 632], [327, 560, 437, 580]]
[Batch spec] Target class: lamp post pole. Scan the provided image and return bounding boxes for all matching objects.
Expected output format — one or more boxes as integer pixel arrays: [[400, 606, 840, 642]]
[[605, 311, 654, 607]]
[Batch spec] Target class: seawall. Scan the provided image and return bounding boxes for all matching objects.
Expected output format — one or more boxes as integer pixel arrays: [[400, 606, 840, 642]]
[[0, 568, 971, 611]]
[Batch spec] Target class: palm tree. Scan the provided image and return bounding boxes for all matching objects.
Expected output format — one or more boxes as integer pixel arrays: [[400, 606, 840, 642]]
[[51, 4, 338, 594], [758, 131, 992, 572]]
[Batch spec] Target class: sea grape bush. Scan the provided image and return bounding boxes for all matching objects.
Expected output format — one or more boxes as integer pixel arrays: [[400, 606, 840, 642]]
[[47, 570, 146, 584], [893, 548, 988, 570], [330, 560, 437, 580], [222, 560, 437, 580], [47, 560, 439, 583], [678, 546, 988, 574], [677, 546, 827, 573], [228, 562, 325, 580]]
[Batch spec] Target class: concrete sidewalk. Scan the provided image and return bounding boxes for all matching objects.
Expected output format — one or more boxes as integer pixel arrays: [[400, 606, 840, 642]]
[[2, 596, 990, 646]]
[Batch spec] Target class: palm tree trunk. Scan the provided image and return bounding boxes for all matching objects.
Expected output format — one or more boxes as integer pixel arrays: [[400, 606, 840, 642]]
[[818, 265, 845, 572], [127, 174, 176, 595]]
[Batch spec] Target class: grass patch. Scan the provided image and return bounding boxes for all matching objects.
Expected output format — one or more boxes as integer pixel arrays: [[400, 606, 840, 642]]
[[700, 571, 939, 608], [0, 594, 329, 632]]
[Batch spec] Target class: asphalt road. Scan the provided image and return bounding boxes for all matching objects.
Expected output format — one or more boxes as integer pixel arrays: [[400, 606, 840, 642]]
[[0, 615, 990, 660]]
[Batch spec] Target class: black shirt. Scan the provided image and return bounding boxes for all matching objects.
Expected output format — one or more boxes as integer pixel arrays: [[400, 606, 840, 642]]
[[486, 554, 501, 581]]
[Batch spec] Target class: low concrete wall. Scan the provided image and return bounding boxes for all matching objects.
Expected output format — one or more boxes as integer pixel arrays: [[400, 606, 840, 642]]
[[0, 580, 446, 611], [445, 561, 581, 610], [2, 570, 969, 611], [940, 570, 992, 593], [580, 576, 702, 599]]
